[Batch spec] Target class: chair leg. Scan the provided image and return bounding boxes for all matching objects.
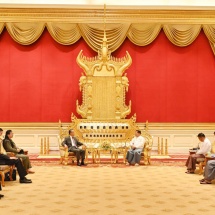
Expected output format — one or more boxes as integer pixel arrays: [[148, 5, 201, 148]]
[[199, 162, 203, 175], [59, 156, 64, 164], [85, 150, 88, 164], [64, 157, 68, 165], [143, 156, 147, 165], [148, 157, 151, 165], [9, 167, 13, 181], [0, 172, 5, 187]]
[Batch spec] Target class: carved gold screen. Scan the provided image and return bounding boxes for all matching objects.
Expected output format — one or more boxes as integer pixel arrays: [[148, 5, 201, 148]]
[[76, 31, 132, 120], [59, 31, 152, 152], [92, 77, 115, 119]]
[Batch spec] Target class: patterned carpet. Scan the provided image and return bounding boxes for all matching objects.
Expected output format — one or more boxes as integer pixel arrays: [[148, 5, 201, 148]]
[[1, 164, 215, 215]]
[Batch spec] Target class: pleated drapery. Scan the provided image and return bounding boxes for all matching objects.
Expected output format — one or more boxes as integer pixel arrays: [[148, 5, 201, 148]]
[[6, 22, 45, 45], [0, 22, 215, 55]]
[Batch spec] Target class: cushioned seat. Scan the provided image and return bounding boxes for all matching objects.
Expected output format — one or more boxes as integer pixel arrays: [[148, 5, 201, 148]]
[[196, 158, 205, 162], [0, 165, 10, 171]]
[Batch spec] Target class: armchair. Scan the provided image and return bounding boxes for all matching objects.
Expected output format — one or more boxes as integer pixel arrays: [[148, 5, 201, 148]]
[[0, 142, 13, 187], [0, 165, 13, 187], [58, 136, 76, 165], [140, 130, 153, 165], [58, 136, 86, 165], [197, 141, 215, 174]]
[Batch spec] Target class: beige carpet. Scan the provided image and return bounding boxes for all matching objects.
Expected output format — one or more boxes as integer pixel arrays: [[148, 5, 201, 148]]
[[0, 165, 215, 215]]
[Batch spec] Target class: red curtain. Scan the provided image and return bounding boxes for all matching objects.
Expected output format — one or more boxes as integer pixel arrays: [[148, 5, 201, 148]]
[[0, 29, 214, 122]]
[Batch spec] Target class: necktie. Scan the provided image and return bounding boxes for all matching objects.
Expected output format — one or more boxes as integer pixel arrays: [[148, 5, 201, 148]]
[[72, 137, 77, 148]]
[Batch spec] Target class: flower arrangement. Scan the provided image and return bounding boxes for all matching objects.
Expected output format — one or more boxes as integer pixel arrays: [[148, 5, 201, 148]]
[[100, 141, 111, 151]]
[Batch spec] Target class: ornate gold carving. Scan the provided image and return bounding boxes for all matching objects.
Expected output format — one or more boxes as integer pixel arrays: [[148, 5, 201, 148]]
[[76, 31, 132, 120]]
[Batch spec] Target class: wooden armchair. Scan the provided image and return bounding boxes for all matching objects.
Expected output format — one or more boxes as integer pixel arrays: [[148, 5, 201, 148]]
[[58, 136, 86, 165], [58, 136, 77, 165], [0, 144, 15, 186], [0, 165, 13, 187], [140, 130, 153, 165], [197, 141, 215, 174]]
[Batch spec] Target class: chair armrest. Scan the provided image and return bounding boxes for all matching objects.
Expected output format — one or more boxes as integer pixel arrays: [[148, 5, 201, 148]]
[[7, 152, 15, 157], [59, 146, 66, 150], [59, 146, 68, 156]]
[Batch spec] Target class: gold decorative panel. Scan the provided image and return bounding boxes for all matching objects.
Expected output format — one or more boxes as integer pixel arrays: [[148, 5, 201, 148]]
[[76, 32, 132, 120]]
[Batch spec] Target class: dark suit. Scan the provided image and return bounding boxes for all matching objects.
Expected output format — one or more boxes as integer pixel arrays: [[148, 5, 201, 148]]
[[3, 138, 32, 170], [0, 153, 27, 179], [62, 136, 85, 163]]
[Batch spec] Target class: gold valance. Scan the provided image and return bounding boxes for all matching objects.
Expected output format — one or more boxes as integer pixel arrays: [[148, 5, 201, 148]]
[[0, 22, 215, 55], [78, 23, 130, 51], [0, 23, 4, 35], [127, 24, 162, 46], [163, 25, 202, 47], [6, 22, 45, 45], [203, 25, 215, 55], [46, 23, 81, 45]]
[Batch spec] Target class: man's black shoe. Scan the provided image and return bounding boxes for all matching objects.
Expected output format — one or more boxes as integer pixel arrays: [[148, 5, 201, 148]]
[[77, 163, 81, 166], [0, 194, 4, 198], [81, 162, 87, 166], [24, 177, 32, 182], [20, 178, 32, 183]]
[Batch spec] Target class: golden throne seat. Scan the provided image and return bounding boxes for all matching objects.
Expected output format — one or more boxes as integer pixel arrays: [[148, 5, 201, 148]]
[[58, 26, 153, 165]]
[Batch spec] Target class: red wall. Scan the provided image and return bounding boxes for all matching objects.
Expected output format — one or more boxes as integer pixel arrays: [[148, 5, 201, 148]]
[[0, 29, 215, 122]]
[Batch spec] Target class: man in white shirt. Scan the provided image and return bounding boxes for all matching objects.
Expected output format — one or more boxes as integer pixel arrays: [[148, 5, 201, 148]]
[[126, 130, 145, 166], [185, 133, 211, 174]]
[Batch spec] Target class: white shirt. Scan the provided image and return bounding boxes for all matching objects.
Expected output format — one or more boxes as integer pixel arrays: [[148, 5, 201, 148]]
[[70, 136, 77, 147], [130, 135, 145, 149], [196, 138, 211, 155]]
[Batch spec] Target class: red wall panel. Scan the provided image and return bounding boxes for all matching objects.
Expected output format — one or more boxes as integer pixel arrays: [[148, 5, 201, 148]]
[[0, 29, 214, 122]]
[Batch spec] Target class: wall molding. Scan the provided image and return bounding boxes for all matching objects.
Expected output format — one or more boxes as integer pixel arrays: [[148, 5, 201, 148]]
[[0, 8, 215, 24], [1, 122, 215, 130]]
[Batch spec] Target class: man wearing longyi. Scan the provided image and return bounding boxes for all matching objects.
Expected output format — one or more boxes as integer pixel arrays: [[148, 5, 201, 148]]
[[185, 133, 211, 174], [61, 129, 86, 166], [126, 130, 145, 166], [3, 130, 35, 173]]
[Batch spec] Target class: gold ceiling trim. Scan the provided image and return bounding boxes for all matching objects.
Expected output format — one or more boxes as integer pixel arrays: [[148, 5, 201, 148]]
[[0, 8, 215, 23], [0, 8, 215, 54]]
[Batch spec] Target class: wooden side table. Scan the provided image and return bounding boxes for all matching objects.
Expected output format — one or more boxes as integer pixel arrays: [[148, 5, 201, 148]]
[[94, 148, 116, 164], [115, 147, 128, 163]]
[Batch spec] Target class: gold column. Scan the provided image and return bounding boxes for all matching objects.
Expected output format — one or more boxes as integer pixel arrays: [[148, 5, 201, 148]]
[[165, 139, 168, 155], [44, 137, 46, 155], [158, 137, 160, 155], [47, 137, 50, 154], [40, 138, 43, 155], [161, 138, 164, 155]]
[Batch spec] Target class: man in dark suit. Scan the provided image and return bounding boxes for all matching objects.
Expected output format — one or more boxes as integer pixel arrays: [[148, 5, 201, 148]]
[[0, 153, 32, 199], [0, 153, 32, 184], [61, 129, 86, 166]]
